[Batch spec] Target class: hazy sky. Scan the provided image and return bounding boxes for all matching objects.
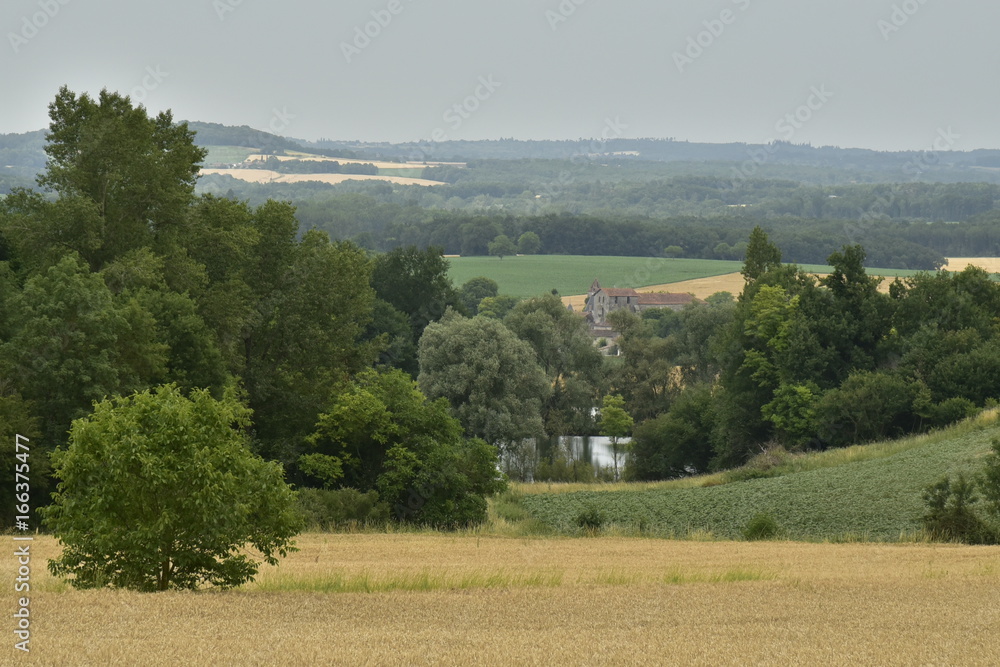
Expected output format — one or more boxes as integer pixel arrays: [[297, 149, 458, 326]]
[[3, 0, 998, 151]]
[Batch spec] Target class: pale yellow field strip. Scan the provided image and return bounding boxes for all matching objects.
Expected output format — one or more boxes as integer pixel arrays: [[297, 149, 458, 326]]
[[17, 534, 1000, 665], [562, 268, 918, 310], [944, 257, 1000, 273], [245, 153, 426, 170], [200, 168, 444, 187]]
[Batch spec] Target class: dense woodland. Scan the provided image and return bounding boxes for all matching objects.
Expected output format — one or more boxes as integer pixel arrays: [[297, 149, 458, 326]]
[[3, 89, 1000, 529]]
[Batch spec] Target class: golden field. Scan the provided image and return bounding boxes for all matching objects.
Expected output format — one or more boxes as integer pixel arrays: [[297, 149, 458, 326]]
[[199, 168, 444, 187], [10, 533, 1000, 665], [944, 257, 1000, 273], [244, 153, 428, 171]]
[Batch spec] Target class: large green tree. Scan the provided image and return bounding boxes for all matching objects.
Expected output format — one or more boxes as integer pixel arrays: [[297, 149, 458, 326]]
[[305, 368, 505, 527], [417, 311, 549, 465], [43, 385, 301, 591]]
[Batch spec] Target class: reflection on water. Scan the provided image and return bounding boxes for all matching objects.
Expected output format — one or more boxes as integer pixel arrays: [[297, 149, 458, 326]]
[[540, 435, 631, 469]]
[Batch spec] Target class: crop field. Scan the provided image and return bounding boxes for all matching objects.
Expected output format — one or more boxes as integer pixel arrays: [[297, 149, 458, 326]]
[[199, 168, 444, 187], [446, 256, 745, 299], [13, 533, 1000, 665], [518, 412, 1000, 541], [200, 145, 257, 165], [446, 255, 925, 301]]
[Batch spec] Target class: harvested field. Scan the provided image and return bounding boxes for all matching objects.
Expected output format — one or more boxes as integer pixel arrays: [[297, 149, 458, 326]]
[[245, 154, 426, 171], [944, 257, 1000, 273], [17, 533, 1000, 665], [199, 168, 443, 187]]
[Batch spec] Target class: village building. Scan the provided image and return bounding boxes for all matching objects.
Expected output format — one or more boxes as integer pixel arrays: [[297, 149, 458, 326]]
[[583, 279, 700, 342]]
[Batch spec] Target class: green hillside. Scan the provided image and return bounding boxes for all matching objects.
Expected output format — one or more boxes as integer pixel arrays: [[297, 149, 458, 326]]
[[518, 411, 1000, 541]]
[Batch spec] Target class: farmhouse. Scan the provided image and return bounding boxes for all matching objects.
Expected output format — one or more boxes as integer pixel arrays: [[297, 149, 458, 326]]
[[584, 279, 700, 340]]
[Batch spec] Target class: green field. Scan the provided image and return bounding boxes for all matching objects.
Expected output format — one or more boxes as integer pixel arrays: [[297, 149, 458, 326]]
[[201, 145, 257, 165], [446, 255, 925, 298], [515, 411, 1000, 541], [447, 256, 745, 298]]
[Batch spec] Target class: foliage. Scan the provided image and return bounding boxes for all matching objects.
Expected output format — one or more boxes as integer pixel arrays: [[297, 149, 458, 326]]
[[599, 395, 633, 481], [519, 415, 1000, 540], [306, 368, 506, 527], [43, 385, 301, 591], [627, 384, 715, 481], [742, 513, 782, 541], [921, 475, 996, 544], [504, 293, 603, 436], [418, 310, 549, 464], [458, 276, 499, 315], [488, 234, 517, 259], [295, 488, 390, 530], [575, 505, 607, 532]]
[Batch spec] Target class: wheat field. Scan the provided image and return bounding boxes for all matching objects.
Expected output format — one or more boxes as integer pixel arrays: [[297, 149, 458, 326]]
[[9, 533, 1000, 665], [199, 168, 444, 187]]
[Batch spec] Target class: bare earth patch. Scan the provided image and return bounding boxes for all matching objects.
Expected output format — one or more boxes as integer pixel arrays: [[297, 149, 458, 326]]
[[16, 533, 1000, 665]]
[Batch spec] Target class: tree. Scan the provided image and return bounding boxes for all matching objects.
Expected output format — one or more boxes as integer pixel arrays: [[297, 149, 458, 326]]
[[488, 234, 517, 260], [305, 369, 506, 527], [517, 231, 542, 255], [459, 276, 499, 315], [417, 311, 549, 467], [663, 245, 684, 258], [741, 226, 782, 283], [42, 385, 301, 591], [371, 245, 463, 343], [36, 86, 205, 269], [504, 293, 603, 436], [599, 394, 633, 481], [627, 384, 714, 481]]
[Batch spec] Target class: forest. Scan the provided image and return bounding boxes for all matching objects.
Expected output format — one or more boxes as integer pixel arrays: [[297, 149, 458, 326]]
[[3, 88, 1000, 532]]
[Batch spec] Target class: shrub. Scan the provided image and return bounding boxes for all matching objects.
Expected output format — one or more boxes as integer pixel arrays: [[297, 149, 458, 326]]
[[576, 505, 606, 532], [922, 474, 996, 544], [296, 488, 389, 530], [742, 513, 781, 541]]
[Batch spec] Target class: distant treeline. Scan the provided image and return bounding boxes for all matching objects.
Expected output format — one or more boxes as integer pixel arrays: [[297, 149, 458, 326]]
[[290, 194, 1000, 270]]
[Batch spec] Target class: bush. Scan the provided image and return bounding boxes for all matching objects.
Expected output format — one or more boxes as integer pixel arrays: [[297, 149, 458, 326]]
[[922, 474, 997, 544], [721, 445, 793, 484], [742, 513, 781, 541], [576, 505, 606, 532], [296, 488, 389, 530]]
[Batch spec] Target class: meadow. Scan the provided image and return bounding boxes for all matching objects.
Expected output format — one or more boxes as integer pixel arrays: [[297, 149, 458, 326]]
[[446, 255, 924, 300], [13, 533, 1000, 665], [515, 410, 1000, 541]]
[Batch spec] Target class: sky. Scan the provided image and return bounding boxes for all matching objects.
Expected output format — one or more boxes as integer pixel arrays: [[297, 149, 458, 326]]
[[2, 0, 998, 151]]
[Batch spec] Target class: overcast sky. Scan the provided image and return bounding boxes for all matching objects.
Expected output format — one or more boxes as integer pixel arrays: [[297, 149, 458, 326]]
[[2, 0, 997, 151]]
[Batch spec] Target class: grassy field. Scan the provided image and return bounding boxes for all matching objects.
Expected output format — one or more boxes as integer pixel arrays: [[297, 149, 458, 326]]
[[447, 256, 745, 298], [15, 533, 1000, 665], [515, 410, 1000, 541], [446, 255, 925, 299]]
